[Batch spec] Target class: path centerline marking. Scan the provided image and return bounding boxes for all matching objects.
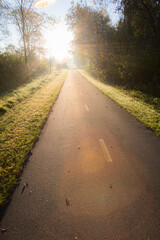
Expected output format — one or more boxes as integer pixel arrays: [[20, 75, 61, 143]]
[[99, 139, 112, 162], [85, 105, 89, 112]]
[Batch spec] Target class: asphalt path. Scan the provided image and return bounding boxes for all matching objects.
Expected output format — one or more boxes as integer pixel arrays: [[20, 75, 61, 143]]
[[1, 70, 160, 240]]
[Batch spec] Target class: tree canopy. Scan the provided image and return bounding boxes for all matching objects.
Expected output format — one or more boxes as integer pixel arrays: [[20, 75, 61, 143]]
[[67, 0, 160, 96]]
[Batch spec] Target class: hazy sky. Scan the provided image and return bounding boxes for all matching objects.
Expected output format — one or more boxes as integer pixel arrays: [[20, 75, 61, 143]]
[[40, 0, 72, 19], [1, 0, 119, 60], [35, 0, 119, 60], [38, 0, 119, 23]]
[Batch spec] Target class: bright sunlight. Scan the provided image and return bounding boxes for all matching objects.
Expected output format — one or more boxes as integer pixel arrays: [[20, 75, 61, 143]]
[[45, 23, 73, 62], [35, 0, 56, 9]]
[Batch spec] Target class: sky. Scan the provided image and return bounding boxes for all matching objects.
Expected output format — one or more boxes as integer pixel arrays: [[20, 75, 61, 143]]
[[38, 0, 119, 24], [35, 0, 119, 61], [1, 0, 120, 61], [39, 0, 75, 61], [1, 0, 75, 61], [38, 0, 72, 19]]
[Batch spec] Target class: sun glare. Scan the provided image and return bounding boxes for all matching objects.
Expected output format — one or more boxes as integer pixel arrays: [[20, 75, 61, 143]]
[[46, 23, 73, 62], [35, 0, 56, 9]]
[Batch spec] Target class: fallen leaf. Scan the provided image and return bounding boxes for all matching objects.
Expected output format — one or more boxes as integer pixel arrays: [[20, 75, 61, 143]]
[[66, 197, 70, 206], [21, 182, 28, 194], [1, 228, 8, 233]]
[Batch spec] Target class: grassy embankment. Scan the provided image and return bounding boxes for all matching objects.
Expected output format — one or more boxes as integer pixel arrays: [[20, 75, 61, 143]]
[[80, 70, 160, 137], [0, 70, 67, 208]]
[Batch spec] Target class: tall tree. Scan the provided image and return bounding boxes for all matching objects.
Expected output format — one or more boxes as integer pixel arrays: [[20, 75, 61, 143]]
[[67, 0, 160, 96], [6, 0, 46, 66], [66, 2, 112, 74], [0, 0, 9, 40]]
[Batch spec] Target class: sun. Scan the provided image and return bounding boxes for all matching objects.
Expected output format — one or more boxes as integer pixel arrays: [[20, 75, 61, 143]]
[[46, 23, 73, 62]]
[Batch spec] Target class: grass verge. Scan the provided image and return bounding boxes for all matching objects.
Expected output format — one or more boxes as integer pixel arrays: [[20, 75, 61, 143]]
[[0, 70, 67, 208], [79, 70, 160, 136]]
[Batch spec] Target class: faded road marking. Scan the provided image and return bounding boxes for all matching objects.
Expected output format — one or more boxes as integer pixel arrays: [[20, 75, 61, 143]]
[[85, 105, 89, 112], [99, 139, 112, 162]]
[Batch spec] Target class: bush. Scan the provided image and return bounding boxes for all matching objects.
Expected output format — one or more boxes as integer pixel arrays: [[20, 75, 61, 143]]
[[0, 51, 49, 92]]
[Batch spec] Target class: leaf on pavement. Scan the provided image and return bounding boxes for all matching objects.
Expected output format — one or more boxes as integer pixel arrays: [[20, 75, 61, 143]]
[[1, 228, 8, 233], [21, 182, 28, 194], [66, 197, 70, 206]]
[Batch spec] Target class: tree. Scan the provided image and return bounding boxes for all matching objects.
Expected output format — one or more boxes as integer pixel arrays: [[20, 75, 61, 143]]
[[67, 0, 160, 96], [66, 2, 112, 75], [47, 15, 58, 74], [6, 0, 47, 66], [113, 0, 160, 92], [0, 0, 9, 40]]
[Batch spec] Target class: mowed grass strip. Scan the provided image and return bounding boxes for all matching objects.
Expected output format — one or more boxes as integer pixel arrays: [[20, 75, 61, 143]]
[[0, 70, 67, 207], [0, 71, 62, 115], [79, 70, 160, 136]]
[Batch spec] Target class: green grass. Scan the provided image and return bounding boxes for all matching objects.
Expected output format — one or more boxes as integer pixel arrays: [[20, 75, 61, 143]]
[[79, 70, 160, 136], [0, 70, 67, 208]]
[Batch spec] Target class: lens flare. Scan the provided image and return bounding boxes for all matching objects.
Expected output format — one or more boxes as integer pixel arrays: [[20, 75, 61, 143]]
[[34, 0, 56, 8]]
